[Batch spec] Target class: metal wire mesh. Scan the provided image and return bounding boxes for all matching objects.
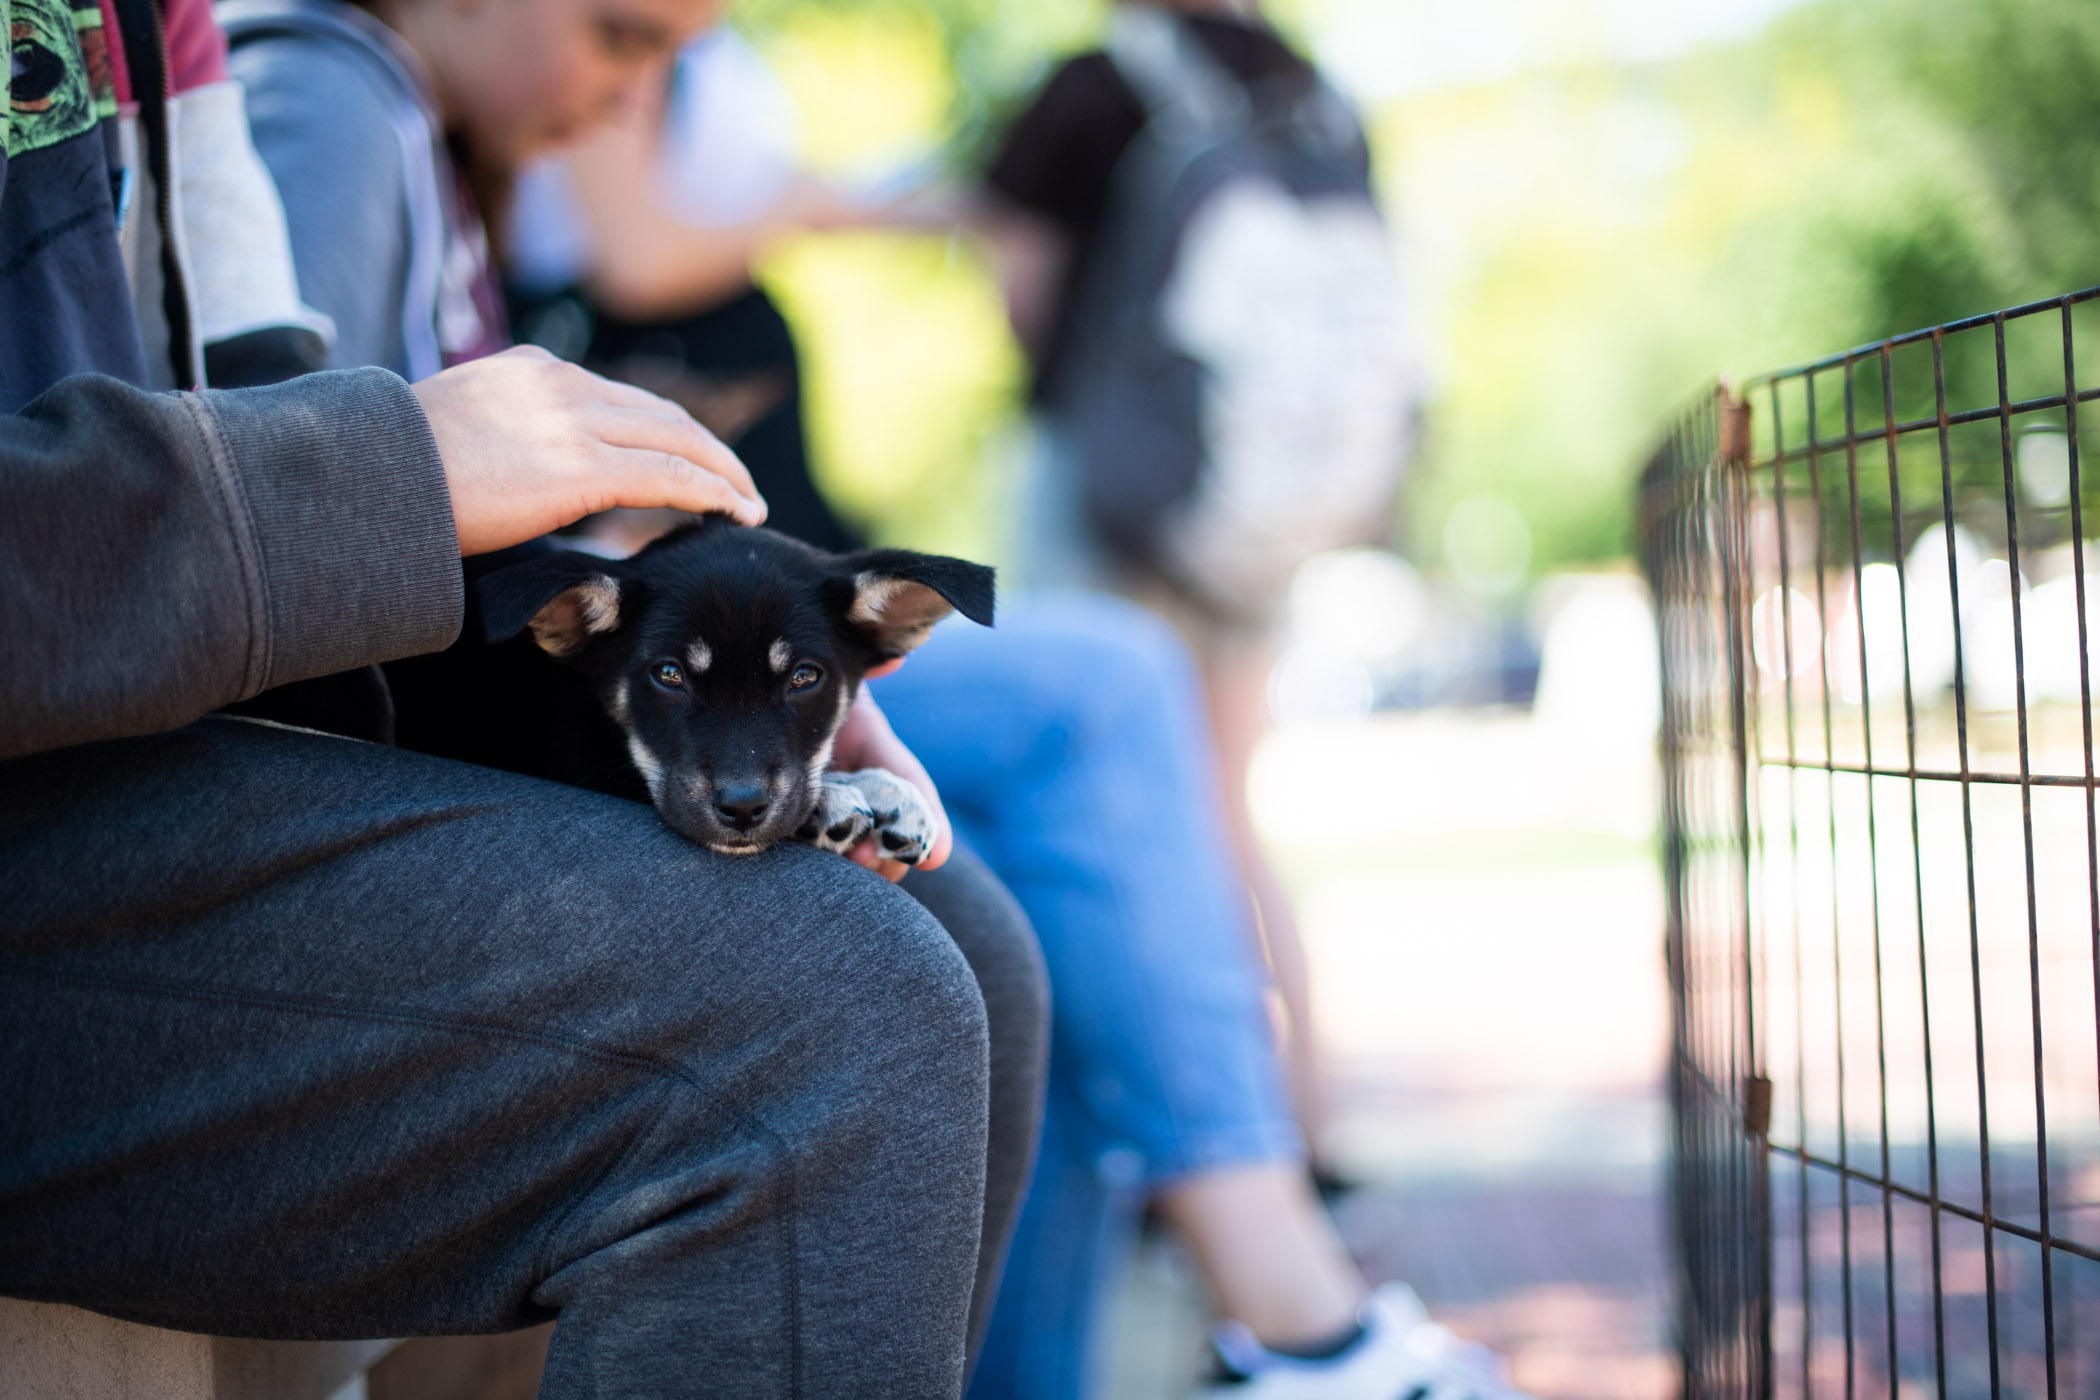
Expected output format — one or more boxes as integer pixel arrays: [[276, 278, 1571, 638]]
[[1641, 289, 2100, 1400]]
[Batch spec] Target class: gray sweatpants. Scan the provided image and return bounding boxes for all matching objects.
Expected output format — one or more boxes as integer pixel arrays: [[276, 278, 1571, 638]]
[[0, 716, 1048, 1398]]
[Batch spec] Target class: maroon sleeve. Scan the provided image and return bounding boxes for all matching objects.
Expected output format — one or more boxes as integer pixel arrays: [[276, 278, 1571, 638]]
[[96, 0, 226, 103], [162, 0, 231, 92], [984, 52, 1147, 240]]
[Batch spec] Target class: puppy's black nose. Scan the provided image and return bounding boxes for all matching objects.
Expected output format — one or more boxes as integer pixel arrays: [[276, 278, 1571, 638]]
[[713, 782, 770, 832]]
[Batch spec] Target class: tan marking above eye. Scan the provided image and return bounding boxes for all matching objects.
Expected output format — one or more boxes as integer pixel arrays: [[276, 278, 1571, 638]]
[[769, 639, 792, 673], [686, 641, 712, 674]]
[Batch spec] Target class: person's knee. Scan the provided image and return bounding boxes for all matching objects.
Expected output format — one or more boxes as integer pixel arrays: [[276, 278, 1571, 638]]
[[760, 876, 992, 1208], [762, 867, 988, 1097], [524, 847, 991, 1306], [843, 881, 992, 1088], [543, 835, 990, 1133], [758, 861, 990, 1129]]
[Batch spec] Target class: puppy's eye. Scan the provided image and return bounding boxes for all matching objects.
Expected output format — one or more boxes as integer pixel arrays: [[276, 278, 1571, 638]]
[[651, 661, 686, 690], [788, 664, 823, 692]]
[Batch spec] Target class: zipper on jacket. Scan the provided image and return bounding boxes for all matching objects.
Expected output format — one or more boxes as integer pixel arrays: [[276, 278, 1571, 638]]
[[112, 0, 197, 390]]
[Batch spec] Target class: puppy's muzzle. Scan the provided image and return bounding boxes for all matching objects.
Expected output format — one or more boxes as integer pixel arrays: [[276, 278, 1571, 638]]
[[659, 769, 811, 855], [711, 779, 771, 833]]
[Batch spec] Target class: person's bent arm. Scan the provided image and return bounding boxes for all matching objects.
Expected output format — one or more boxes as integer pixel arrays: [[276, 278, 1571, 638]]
[[0, 349, 764, 760]]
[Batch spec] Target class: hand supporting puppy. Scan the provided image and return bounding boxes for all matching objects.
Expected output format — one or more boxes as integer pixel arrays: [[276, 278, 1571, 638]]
[[820, 683, 951, 882]]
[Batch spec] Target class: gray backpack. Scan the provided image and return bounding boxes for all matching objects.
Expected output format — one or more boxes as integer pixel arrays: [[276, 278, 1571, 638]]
[[1050, 11, 1421, 622]]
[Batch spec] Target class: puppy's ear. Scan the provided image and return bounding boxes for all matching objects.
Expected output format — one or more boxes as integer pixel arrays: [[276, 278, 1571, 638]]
[[836, 549, 996, 660], [478, 552, 639, 658]]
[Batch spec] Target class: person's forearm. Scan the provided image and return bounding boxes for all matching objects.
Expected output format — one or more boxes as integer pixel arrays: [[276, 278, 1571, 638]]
[[566, 130, 777, 319], [0, 369, 462, 759], [580, 213, 772, 321]]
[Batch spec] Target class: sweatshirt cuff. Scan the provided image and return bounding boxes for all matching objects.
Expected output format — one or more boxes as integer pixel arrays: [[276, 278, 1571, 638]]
[[192, 367, 462, 690]]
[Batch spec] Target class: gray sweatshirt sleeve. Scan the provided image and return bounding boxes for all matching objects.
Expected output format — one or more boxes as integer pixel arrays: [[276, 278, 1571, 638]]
[[0, 368, 462, 759], [234, 38, 415, 375]]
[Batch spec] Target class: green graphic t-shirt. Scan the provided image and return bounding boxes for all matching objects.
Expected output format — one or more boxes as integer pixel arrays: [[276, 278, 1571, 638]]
[[6, 0, 118, 159]]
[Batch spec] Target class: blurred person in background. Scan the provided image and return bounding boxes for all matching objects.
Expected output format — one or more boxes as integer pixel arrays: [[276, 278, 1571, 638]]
[[510, 16, 1520, 1400], [982, 0, 1423, 1188]]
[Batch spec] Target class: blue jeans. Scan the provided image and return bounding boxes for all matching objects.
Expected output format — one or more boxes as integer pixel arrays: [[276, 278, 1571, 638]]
[[875, 593, 1304, 1400]]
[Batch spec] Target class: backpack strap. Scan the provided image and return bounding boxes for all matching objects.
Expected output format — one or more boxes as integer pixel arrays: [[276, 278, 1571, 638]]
[[218, 0, 448, 380], [1104, 8, 1248, 142], [1108, 12, 1366, 169]]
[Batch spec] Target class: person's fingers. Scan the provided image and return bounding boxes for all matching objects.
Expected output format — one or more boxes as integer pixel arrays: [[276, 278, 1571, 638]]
[[592, 403, 763, 508], [597, 445, 768, 526], [843, 837, 909, 883]]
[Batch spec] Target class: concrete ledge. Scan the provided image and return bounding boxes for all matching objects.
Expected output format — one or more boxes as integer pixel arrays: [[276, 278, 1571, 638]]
[[0, 1298, 394, 1400]]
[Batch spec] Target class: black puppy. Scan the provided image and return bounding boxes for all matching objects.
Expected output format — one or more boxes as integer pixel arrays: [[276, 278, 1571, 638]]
[[479, 517, 993, 860]]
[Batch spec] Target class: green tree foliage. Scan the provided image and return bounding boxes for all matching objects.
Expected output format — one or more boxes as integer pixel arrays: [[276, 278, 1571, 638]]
[[1386, 0, 2100, 577]]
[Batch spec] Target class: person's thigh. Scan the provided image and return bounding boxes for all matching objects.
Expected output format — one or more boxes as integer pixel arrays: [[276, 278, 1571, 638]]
[[0, 716, 989, 1398]]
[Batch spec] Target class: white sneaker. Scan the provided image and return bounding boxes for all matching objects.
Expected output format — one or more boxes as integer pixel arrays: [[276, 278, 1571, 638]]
[[1195, 1283, 1539, 1400]]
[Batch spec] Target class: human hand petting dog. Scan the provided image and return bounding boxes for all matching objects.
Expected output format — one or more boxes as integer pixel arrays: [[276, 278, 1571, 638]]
[[827, 678, 952, 882], [413, 346, 768, 555]]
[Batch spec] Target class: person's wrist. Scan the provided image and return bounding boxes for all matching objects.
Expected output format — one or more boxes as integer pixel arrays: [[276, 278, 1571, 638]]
[[206, 368, 464, 684]]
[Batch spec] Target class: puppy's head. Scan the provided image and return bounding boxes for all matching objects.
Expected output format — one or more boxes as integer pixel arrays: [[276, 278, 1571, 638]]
[[479, 518, 994, 854]]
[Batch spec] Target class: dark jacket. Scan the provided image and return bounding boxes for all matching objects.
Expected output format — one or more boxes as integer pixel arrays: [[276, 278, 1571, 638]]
[[0, 0, 462, 759]]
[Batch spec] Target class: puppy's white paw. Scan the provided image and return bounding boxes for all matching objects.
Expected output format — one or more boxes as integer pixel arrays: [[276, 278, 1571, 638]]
[[796, 773, 875, 854], [834, 768, 938, 866]]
